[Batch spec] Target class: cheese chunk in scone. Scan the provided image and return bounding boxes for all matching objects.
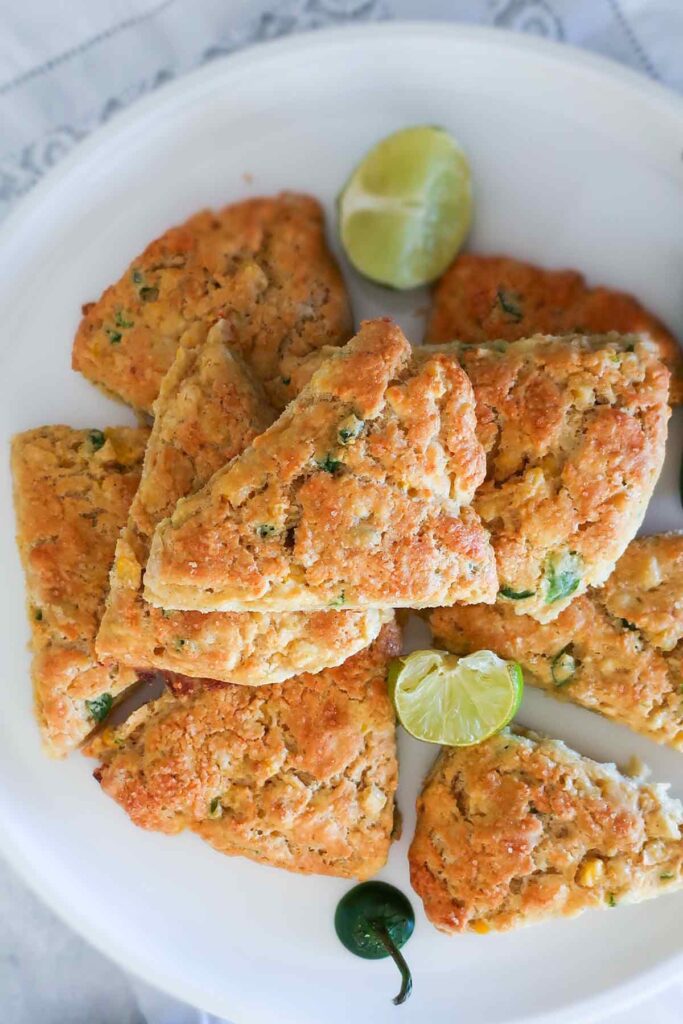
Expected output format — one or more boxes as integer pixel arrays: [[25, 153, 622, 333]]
[[409, 729, 683, 934], [87, 622, 400, 880], [96, 319, 389, 683], [12, 425, 149, 756], [429, 533, 683, 750], [426, 253, 683, 404], [72, 192, 352, 413], [143, 318, 498, 613], [419, 334, 670, 622]]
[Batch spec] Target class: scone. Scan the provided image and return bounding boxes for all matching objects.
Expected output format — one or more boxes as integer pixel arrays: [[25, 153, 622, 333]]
[[96, 319, 389, 683], [87, 622, 400, 879], [143, 318, 498, 613], [420, 334, 670, 621], [426, 253, 682, 403], [409, 729, 683, 933], [72, 192, 352, 413], [12, 426, 149, 756], [429, 533, 683, 750]]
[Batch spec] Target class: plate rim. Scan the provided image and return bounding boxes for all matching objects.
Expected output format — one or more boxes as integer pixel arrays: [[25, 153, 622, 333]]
[[1, 21, 683, 1024]]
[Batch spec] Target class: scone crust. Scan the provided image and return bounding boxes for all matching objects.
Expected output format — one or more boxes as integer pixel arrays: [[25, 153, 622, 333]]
[[96, 320, 388, 683], [429, 533, 683, 749], [409, 729, 683, 933], [426, 253, 682, 403], [72, 192, 352, 413], [12, 425, 149, 755], [90, 623, 401, 879], [423, 334, 670, 621], [601, 532, 683, 651], [144, 319, 497, 612]]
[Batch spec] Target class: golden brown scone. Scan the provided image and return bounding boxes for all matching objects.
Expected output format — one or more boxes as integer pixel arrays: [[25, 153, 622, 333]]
[[409, 729, 683, 934], [88, 622, 401, 879], [12, 426, 149, 756], [420, 334, 670, 622], [143, 318, 498, 613], [96, 320, 388, 682], [601, 533, 683, 652], [429, 534, 683, 750], [426, 253, 682, 403], [72, 192, 352, 413]]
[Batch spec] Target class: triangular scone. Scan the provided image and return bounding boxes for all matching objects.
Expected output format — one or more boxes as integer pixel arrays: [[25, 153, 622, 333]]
[[419, 334, 670, 622], [426, 253, 683, 403], [143, 319, 498, 613], [429, 533, 683, 750], [72, 193, 351, 413], [97, 320, 388, 684], [87, 622, 400, 880], [12, 426, 149, 756], [409, 729, 683, 934]]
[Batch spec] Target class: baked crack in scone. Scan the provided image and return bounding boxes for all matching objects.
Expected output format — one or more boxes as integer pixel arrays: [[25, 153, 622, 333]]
[[426, 253, 683, 403], [87, 623, 401, 879], [429, 533, 683, 750], [96, 320, 388, 683], [72, 192, 352, 413], [143, 318, 498, 613], [420, 334, 670, 621], [12, 426, 149, 756], [409, 729, 683, 933]]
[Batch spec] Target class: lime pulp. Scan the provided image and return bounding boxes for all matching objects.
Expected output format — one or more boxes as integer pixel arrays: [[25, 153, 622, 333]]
[[338, 125, 472, 290], [388, 649, 523, 746]]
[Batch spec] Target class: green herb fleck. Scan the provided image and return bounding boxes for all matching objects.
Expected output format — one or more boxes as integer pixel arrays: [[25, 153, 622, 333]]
[[105, 327, 122, 344], [660, 872, 675, 881], [544, 551, 582, 605], [620, 618, 638, 632], [551, 646, 576, 687], [88, 429, 106, 451], [606, 893, 617, 908], [499, 586, 535, 600], [160, 609, 174, 619], [209, 796, 222, 817], [316, 453, 343, 474], [256, 524, 276, 538], [338, 415, 365, 445], [496, 289, 523, 322], [85, 693, 113, 723], [131, 269, 144, 285], [114, 309, 134, 329], [33, 608, 43, 622], [329, 591, 345, 608], [281, 376, 291, 386], [175, 638, 187, 651], [139, 286, 159, 302]]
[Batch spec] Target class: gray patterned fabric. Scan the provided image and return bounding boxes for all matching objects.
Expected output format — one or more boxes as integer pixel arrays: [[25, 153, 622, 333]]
[[1, 2, 682, 1023]]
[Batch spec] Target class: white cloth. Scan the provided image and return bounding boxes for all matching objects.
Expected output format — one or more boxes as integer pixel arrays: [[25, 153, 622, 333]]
[[1, 1, 682, 1022]]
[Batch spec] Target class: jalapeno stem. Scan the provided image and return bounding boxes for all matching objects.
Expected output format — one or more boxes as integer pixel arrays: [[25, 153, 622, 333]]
[[367, 918, 413, 1005]]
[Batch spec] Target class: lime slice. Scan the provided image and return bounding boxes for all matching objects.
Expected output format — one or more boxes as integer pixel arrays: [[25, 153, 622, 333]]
[[338, 125, 472, 289], [388, 649, 523, 746]]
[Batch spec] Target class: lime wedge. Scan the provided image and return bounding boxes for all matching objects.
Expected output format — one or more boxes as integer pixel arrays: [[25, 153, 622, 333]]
[[388, 649, 523, 747], [338, 125, 472, 289]]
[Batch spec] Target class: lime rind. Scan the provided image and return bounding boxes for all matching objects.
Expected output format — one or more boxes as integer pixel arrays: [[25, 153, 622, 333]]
[[389, 649, 523, 747]]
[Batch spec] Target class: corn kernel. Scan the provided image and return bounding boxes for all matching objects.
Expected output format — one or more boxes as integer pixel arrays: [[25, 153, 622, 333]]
[[576, 857, 605, 888], [470, 920, 490, 934], [116, 555, 141, 588]]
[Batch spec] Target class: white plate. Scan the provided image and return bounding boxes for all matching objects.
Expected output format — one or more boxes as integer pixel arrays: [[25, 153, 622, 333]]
[[0, 23, 682, 1024]]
